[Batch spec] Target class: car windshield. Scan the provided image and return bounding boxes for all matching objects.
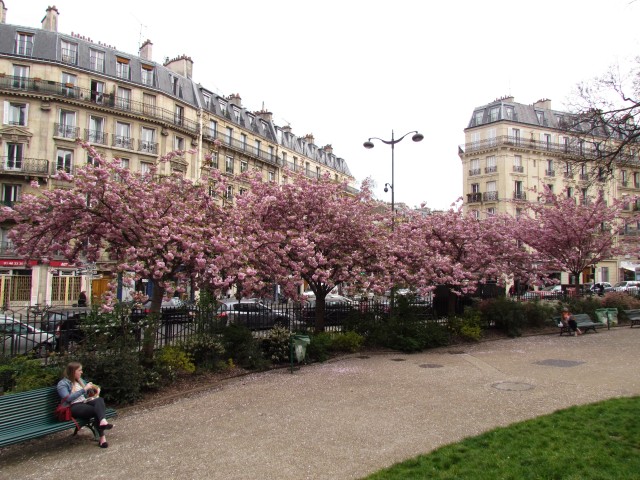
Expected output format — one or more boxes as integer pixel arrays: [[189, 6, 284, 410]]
[[614, 282, 627, 288]]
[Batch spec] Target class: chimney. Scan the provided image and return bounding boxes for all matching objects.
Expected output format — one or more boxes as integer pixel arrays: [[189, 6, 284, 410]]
[[255, 109, 272, 122], [0, 1, 7, 24], [323, 144, 333, 154], [228, 93, 242, 108], [281, 125, 292, 134], [533, 98, 552, 110], [139, 39, 153, 61], [303, 133, 315, 145], [163, 54, 193, 79], [41, 5, 59, 32]]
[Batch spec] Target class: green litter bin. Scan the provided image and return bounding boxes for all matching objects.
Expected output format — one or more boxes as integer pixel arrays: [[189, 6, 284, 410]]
[[291, 334, 310, 363], [606, 308, 618, 327], [594, 308, 609, 325]]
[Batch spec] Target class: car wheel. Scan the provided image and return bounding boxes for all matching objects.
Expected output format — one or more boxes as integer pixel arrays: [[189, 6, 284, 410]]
[[34, 342, 54, 358]]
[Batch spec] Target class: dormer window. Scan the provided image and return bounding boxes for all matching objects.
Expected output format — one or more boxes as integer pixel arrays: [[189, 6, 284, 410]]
[[219, 100, 228, 116], [232, 107, 240, 122], [505, 106, 514, 120], [141, 65, 154, 86], [474, 110, 483, 125], [203, 93, 211, 109], [489, 107, 499, 122], [116, 57, 131, 80], [536, 111, 544, 124], [61, 40, 78, 64], [15, 32, 34, 56]]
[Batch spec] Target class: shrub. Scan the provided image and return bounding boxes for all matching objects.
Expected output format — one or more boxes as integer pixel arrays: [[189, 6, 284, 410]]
[[601, 292, 640, 315], [261, 325, 291, 364], [181, 335, 225, 371], [330, 331, 364, 353], [78, 350, 145, 405], [477, 297, 524, 337], [152, 345, 195, 387], [306, 332, 332, 362], [221, 325, 266, 370], [0, 355, 62, 393]]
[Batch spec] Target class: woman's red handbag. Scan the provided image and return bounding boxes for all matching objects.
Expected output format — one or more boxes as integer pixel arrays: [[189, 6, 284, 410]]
[[54, 403, 73, 421]]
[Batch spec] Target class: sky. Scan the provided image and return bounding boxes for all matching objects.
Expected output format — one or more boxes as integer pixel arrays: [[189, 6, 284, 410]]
[[8, 0, 640, 210]]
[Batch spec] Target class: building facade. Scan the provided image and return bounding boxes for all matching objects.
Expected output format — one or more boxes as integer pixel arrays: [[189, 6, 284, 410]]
[[458, 95, 639, 287], [0, 3, 356, 310]]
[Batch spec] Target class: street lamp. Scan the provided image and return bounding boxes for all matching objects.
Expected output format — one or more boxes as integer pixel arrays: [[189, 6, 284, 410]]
[[364, 130, 423, 312], [363, 130, 423, 223]]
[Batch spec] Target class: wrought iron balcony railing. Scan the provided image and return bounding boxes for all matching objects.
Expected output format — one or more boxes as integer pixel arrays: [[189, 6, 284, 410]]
[[467, 192, 482, 203], [0, 156, 49, 176], [483, 191, 499, 201], [0, 75, 198, 135]]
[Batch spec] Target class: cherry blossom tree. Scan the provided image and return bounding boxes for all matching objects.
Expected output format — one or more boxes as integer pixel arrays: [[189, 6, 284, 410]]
[[1, 144, 234, 358], [234, 171, 390, 331], [390, 203, 543, 314], [514, 187, 637, 291]]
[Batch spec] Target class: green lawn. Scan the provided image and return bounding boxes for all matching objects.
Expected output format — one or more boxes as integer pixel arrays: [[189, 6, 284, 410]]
[[364, 396, 640, 480]]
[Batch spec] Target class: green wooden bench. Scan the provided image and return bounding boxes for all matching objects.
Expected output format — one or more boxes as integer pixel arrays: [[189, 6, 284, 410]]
[[0, 385, 117, 448], [623, 309, 640, 328], [553, 313, 604, 335]]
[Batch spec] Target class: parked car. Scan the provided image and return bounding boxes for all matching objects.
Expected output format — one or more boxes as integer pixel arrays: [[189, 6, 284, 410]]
[[130, 297, 193, 324], [588, 282, 613, 295], [521, 285, 564, 300], [612, 281, 640, 293], [0, 316, 55, 357], [216, 298, 293, 330], [42, 307, 92, 333], [302, 297, 357, 327]]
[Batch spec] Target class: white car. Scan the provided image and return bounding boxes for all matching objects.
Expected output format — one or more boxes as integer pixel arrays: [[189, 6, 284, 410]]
[[1, 316, 55, 357], [612, 281, 640, 293]]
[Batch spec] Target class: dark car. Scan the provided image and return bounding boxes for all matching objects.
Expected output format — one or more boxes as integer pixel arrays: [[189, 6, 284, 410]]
[[216, 299, 293, 330], [40, 307, 92, 352], [302, 297, 357, 328], [130, 298, 194, 324]]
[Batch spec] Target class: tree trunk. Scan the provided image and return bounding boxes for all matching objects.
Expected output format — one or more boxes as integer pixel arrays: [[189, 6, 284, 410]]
[[314, 293, 327, 333], [142, 283, 164, 361]]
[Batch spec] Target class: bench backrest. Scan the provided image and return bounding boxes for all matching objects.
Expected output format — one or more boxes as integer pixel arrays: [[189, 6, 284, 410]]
[[0, 386, 59, 431], [573, 313, 594, 323]]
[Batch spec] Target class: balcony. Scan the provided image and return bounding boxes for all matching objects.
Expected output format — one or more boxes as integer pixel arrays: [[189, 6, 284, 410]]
[[0, 241, 16, 256], [467, 192, 482, 203], [0, 156, 49, 176], [138, 140, 159, 155], [84, 129, 108, 145], [203, 130, 281, 167], [54, 123, 79, 140], [485, 166, 497, 174], [563, 171, 573, 179], [468, 168, 481, 176], [113, 136, 134, 150], [512, 165, 524, 173], [0, 75, 198, 135], [513, 192, 527, 201], [483, 191, 499, 202], [545, 170, 555, 177], [579, 174, 589, 181]]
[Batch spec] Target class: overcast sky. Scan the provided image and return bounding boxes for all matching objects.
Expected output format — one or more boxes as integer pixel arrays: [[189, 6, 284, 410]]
[[8, 0, 640, 209]]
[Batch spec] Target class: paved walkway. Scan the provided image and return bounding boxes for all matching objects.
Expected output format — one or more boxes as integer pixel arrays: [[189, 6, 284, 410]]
[[2, 327, 639, 479]]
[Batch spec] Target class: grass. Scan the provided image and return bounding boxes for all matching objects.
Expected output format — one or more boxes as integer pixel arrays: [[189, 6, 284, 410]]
[[363, 396, 640, 480]]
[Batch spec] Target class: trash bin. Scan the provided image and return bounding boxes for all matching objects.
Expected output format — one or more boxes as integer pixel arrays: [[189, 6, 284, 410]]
[[606, 308, 618, 326], [291, 334, 310, 363], [594, 308, 609, 325]]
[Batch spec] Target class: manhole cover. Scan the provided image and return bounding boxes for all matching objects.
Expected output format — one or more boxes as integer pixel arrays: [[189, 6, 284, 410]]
[[492, 382, 534, 391], [534, 359, 585, 368], [390, 358, 406, 362], [419, 364, 443, 368], [357, 355, 370, 359]]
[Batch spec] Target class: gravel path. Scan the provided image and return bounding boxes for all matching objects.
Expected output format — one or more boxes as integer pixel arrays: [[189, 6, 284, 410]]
[[2, 327, 639, 480]]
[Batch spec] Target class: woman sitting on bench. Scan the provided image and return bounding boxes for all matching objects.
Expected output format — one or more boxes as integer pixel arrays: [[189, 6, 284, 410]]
[[57, 362, 114, 448], [561, 307, 582, 336]]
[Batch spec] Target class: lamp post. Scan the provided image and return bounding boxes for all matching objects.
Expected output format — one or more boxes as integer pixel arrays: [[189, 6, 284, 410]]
[[363, 130, 423, 228], [364, 130, 423, 312]]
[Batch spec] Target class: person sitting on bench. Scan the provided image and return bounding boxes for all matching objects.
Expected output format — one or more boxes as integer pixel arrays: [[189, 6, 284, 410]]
[[57, 362, 114, 448], [561, 307, 582, 336]]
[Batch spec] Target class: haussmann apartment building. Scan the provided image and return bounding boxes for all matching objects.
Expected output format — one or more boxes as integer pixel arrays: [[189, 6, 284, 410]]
[[0, 3, 356, 311]]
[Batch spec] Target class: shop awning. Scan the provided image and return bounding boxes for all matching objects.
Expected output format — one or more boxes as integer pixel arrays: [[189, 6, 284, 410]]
[[620, 261, 640, 272]]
